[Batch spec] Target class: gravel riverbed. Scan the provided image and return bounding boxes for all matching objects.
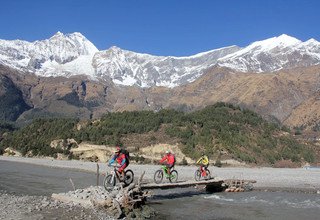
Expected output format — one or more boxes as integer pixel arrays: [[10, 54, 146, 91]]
[[1, 156, 320, 219], [0, 190, 111, 220]]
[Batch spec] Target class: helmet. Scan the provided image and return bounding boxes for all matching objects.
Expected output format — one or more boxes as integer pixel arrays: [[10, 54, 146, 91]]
[[165, 150, 170, 154], [115, 146, 121, 153]]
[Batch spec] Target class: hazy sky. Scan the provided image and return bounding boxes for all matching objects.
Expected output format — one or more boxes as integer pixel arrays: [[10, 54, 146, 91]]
[[0, 0, 319, 56]]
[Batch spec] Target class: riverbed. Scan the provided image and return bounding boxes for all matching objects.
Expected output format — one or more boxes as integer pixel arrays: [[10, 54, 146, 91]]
[[1, 157, 320, 219]]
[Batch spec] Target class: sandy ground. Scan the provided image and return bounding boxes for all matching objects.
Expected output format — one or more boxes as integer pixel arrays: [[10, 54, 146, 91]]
[[1, 155, 320, 190]]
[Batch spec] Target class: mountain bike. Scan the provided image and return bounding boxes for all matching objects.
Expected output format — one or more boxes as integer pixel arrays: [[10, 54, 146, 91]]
[[194, 166, 211, 181], [103, 164, 134, 191], [154, 165, 178, 184]]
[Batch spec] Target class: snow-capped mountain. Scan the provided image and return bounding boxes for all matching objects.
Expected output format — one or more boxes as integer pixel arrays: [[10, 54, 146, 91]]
[[93, 45, 240, 87], [217, 34, 320, 72], [0, 32, 98, 77], [0, 32, 320, 87]]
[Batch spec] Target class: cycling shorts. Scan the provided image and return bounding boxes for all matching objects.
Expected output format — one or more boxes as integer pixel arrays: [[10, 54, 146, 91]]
[[118, 163, 128, 173]]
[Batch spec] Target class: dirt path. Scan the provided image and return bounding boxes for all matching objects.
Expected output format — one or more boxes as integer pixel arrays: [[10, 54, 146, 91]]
[[1, 156, 320, 190]]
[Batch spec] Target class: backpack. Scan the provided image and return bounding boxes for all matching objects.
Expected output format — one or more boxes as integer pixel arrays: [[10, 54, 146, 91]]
[[170, 153, 176, 164], [121, 149, 130, 161]]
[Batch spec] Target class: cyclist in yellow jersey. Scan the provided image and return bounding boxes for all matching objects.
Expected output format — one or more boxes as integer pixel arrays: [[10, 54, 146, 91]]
[[196, 154, 209, 177]]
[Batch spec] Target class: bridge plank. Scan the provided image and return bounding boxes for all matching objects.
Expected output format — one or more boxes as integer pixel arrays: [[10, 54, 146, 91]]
[[141, 179, 224, 190]]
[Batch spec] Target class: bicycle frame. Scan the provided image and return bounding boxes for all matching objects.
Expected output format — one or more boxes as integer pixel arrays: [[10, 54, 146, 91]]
[[108, 165, 123, 182], [154, 165, 178, 184], [161, 165, 171, 177], [104, 164, 134, 191]]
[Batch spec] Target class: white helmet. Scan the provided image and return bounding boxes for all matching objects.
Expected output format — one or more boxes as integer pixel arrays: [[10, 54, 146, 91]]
[[165, 150, 170, 154]]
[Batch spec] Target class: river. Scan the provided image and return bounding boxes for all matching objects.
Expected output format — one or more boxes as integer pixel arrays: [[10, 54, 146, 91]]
[[1, 160, 320, 220]]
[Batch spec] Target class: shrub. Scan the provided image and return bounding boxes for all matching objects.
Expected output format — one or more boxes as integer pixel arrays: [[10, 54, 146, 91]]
[[180, 157, 188, 165], [215, 159, 222, 167], [303, 150, 315, 163]]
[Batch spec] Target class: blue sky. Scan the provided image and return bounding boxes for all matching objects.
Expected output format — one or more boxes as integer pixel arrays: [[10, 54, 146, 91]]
[[0, 0, 319, 56]]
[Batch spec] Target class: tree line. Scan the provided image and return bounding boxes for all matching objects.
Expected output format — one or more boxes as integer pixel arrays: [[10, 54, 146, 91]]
[[0, 103, 315, 164]]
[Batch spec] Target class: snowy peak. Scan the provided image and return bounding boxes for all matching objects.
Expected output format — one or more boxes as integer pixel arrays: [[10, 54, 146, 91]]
[[257, 34, 301, 48], [40, 31, 98, 56], [50, 31, 64, 39], [223, 34, 301, 59], [250, 34, 300, 50], [301, 38, 320, 47], [0, 31, 98, 77], [218, 34, 320, 72]]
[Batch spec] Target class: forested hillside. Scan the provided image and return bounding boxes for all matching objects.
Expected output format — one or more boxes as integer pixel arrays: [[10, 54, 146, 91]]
[[0, 103, 316, 165]]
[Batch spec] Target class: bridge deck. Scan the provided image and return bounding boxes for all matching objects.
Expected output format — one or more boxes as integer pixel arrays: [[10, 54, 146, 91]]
[[141, 178, 224, 190]]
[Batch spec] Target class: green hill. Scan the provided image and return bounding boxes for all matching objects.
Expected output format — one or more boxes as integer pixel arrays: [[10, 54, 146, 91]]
[[0, 118, 78, 157], [0, 103, 316, 166]]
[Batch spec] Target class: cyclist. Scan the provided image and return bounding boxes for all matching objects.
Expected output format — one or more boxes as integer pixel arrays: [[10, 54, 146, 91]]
[[196, 153, 209, 177], [108, 146, 129, 179], [160, 150, 175, 175]]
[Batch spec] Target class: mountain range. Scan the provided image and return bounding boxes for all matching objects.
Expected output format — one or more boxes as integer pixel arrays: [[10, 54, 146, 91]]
[[1, 32, 320, 131], [1, 32, 319, 87]]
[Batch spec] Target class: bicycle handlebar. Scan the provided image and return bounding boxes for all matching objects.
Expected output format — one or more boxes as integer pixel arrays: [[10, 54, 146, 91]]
[[161, 165, 168, 170], [108, 164, 121, 169]]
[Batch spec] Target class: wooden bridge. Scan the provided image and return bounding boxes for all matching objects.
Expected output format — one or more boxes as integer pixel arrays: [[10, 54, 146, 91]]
[[51, 177, 257, 215], [141, 178, 224, 191], [140, 178, 257, 192]]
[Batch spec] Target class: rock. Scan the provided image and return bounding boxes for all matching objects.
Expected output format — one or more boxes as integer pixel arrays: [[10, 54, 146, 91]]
[[76, 189, 84, 193], [130, 212, 136, 218]]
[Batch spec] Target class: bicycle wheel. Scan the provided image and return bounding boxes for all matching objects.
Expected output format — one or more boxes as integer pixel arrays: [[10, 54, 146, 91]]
[[154, 170, 163, 184], [169, 170, 178, 183], [124, 169, 134, 185], [103, 174, 116, 191], [194, 169, 201, 181]]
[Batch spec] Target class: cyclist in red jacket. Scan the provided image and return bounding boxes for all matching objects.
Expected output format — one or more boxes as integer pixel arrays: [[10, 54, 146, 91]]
[[160, 150, 176, 175], [108, 146, 128, 179]]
